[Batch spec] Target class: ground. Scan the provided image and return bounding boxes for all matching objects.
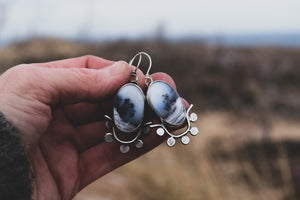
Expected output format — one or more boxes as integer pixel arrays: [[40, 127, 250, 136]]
[[0, 39, 299, 200]]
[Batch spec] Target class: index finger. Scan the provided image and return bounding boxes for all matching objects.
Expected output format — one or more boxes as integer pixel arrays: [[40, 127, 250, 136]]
[[31, 55, 115, 69]]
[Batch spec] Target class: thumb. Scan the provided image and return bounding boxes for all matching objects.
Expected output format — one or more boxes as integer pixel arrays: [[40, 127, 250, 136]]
[[39, 61, 132, 105]]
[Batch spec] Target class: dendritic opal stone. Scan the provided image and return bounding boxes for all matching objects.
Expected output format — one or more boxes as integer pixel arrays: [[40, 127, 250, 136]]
[[147, 81, 186, 126], [113, 83, 145, 133]]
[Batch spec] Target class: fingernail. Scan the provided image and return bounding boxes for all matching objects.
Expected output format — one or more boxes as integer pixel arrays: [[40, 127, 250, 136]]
[[109, 61, 127, 76]]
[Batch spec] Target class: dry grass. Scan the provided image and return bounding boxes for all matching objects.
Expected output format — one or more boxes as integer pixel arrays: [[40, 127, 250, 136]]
[[1, 38, 299, 200], [74, 112, 300, 200]]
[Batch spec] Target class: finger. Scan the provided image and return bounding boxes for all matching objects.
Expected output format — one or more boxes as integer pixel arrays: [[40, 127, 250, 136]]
[[31, 55, 115, 69], [67, 72, 180, 147], [36, 61, 132, 105], [63, 71, 183, 125], [78, 125, 165, 188], [126, 70, 177, 94], [61, 68, 146, 125], [151, 72, 177, 90], [60, 67, 146, 125], [181, 97, 190, 109]]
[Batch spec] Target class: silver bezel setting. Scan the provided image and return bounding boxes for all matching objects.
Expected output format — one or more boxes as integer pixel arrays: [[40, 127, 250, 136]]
[[113, 82, 145, 133], [149, 104, 198, 147], [105, 82, 146, 153], [146, 80, 187, 128]]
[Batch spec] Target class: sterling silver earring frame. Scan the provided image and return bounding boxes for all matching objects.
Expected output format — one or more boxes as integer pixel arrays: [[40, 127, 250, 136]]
[[104, 52, 198, 153], [140, 52, 198, 147], [104, 53, 152, 153]]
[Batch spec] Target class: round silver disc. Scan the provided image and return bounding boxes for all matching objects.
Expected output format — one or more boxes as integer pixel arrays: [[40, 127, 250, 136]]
[[167, 137, 176, 147], [135, 139, 143, 149], [190, 127, 199, 136], [189, 113, 198, 122], [120, 144, 130, 153], [181, 136, 190, 145], [104, 133, 114, 143], [156, 127, 165, 136]]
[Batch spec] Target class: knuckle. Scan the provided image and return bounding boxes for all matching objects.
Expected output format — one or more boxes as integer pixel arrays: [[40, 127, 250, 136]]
[[81, 54, 98, 65], [5, 64, 33, 80], [1, 64, 42, 95], [70, 68, 97, 83], [82, 54, 97, 60], [118, 60, 128, 67]]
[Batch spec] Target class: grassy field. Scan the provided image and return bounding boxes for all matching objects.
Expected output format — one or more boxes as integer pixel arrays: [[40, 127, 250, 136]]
[[73, 112, 299, 200], [0, 39, 299, 199]]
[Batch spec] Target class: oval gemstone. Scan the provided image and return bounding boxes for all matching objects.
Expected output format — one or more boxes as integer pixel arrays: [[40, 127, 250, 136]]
[[147, 81, 186, 126], [113, 83, 145, 133]]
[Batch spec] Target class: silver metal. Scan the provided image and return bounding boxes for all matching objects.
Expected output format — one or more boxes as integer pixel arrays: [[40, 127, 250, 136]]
[[189, 113, 198, 122], [112, 125, 142, 144], [112, 83, 145, 133], [120, 144, 130, 153], [181, 136, 190, 145], [150, 104, 194, 138], [103, 52, 154, 153], [104, 133, 114, 143], [128, 53, 142, 83], [146, 80, 186, 128], [167, 137, 176, 147], [104, 115, 142, 144], [104, 114, 148, 153], [156, 127, 165, 136], [190, 127, 199, 136], [104, 51, 199, 151], [149, 104, 198, 146], [105, 121, 113, 129], [142, 122, 152, 135], [128, 52, 142, 68], [135, 139, 144, 148], [129, 52, 153, 86]]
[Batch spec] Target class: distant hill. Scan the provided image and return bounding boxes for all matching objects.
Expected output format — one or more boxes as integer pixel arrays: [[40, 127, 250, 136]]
[[1, 38, 300, 120], [173, 33, 300, 47], [1, 33, 300, 47]]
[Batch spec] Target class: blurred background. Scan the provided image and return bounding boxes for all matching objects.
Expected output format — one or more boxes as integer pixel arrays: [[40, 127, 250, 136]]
[[0, 0, 300, 199]]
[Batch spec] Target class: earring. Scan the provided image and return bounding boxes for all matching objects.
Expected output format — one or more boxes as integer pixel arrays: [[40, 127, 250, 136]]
[[141, 52, 198, 147], [104, 53, 151, 153]]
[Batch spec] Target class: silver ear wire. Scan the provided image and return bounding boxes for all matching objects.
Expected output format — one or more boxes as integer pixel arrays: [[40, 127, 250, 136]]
[[104, 52, 151, 154], [105, 52, 198, 152], [129, 52, 153, 86], [129, 52, 142, 83]]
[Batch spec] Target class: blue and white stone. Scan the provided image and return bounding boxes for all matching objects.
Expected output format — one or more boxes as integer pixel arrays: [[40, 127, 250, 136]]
[[147, 81, 186, 126], [113, 83, 145, 133]]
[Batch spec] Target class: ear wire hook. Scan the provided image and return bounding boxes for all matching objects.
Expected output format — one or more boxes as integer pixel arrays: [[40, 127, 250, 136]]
[[129, 52, 153, 86], [129, 52, 142, 83]]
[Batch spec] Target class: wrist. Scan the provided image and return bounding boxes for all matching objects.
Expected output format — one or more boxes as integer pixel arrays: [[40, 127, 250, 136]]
[[0, 112, 33, 200]]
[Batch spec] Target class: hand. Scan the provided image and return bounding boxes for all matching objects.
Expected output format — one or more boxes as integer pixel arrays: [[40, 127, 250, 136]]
[[0, 55, 183, 200]]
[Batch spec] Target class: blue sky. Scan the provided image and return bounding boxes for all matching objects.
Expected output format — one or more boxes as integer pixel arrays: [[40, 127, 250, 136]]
[[0, 0, 300, 43]]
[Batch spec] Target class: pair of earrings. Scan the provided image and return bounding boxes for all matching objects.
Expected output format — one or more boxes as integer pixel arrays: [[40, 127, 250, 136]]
[[104, 52, 198, 153]]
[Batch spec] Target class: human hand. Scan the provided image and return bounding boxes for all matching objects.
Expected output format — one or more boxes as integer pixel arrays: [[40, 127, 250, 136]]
[[0, 55, 187, 200]]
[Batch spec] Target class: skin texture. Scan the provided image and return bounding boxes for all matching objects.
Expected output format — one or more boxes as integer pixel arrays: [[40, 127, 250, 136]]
[[0, 55, 188, 200]]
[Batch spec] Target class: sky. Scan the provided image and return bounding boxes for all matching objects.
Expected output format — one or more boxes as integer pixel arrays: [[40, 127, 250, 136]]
[[0, 0, 300, 43]]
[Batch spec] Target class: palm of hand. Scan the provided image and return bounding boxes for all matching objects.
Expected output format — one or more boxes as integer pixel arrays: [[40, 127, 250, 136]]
[[0, 56, 180, 200], [29, 87, 165, 200], [29, 102, 118, 200]]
